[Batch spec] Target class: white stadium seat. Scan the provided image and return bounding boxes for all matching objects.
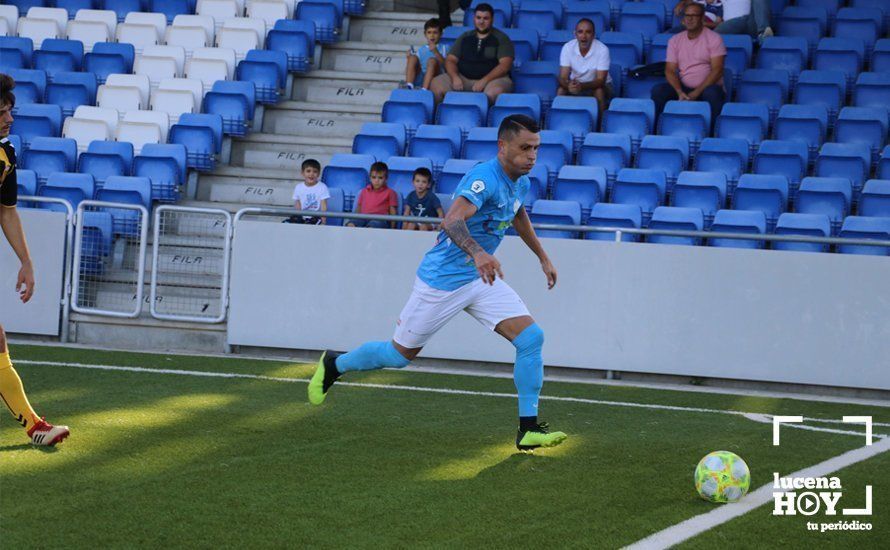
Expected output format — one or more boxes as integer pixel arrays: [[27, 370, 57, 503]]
[[63, 117, 111, 153], [135, 55, 178, 90], [184, 57, 229, 94], [66, 20, 110, 53], [115, 23, 160, 56], [106, 73, 151, 106], [222, 16, 265, 46], [196, 0, 238, 32], [192, 47, 236, 80], [215, 27, 257, 62], [164, 26, 209, 58], [26, 7, 68, 34], [123, 109, 170, 143], [97, 84, 143, 114], [124, 12, 167, 40], [115, 122, 161, 155], [143, 45, 186, 75], [151, 88, 195, 125], [74, 9, 118, 37], [0, 6, 19, 34], [16, 18, 61, 49], [171, 14, 215, 43], [158, 77, 204, 108], [74, 105, 121, 135], [246, 1, 287, 34], [0, 19, 8, 37]]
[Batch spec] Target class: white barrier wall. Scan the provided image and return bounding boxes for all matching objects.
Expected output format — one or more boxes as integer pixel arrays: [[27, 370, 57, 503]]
[[228, 222, 890, 391], [0, 209, 67, 335]]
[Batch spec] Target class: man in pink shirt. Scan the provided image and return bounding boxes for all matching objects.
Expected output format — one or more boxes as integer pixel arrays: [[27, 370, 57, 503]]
[[650, 2, 726, 131]]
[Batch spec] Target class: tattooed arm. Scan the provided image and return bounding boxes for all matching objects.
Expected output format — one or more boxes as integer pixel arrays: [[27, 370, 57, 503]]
[[442, 196, 503, 284]]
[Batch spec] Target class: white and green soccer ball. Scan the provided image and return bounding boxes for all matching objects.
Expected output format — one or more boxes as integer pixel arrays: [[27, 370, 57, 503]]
[[694, 451, 751, 503]]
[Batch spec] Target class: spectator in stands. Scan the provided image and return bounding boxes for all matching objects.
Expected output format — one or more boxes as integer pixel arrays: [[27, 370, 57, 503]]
[[347, 162, 399, 229], [436, 0, 472, 28], [557, 18, 613, 116], [429, 3, 515, 105], [402, 167, 444, 231], [672, 0, 724, 30], [651, 2, 726, 130], [716, 0, 773, 42], [403, 18, 448, 91], [287, 159, 330, 225]]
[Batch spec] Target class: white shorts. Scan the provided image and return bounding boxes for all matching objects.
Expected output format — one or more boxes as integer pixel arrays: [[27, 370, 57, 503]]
[[392, 277, 531, 349]]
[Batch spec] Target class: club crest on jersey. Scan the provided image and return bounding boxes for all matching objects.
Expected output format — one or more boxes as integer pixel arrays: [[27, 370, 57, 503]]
[[470, 180, 485, 194]]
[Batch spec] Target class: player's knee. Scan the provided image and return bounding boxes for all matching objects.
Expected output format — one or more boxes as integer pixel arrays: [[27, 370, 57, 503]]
[[513, 323, 544, 354]]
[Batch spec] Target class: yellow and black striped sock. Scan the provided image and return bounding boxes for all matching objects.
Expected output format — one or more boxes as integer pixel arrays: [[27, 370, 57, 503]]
[[0, 352, 40, 431]]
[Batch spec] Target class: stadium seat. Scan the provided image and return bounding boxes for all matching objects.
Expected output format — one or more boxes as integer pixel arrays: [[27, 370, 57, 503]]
[[77, 140, 134, 188], [22, 136, 77, 184], [185, 57, 229, 94], [96, 175, 152, 235], [436, 158, 479, 196], [837, 216, 890, 255], [552, 165, 608, 221], [409, 125, 462, 176], [322, 153, 375, 205], [66, 19, 112, 54], [515, 0, 563, 34], [779, 5, 829, 51], [150, 88, 195, 126], [647, 206, 704, 246], [872, 39, 890, 72], [795, 176, 852, 231], [45, 71, 98, 118], [62, 118, 108, 158], [464, 0, 512, 27], [158, 78, 204, 113], [192, 47, 236, 80], [564, 0, 611, 36], [529, 200, 580, 240], [602, 98, 655, 151], [84, 42, 135, 84], [879, 146, 890, 180], [74, 9, 119, 39], [732, 173, 789, 227], [102, 0, 143, 23], [38, 172, 95, 212], [325, 187, 345, 226], [488, 93, 541, 128], [106, 73, 151, 107], [6, 68, 45, 106], [540, 30, 573, 64], [382, 89, 434, 138], [852, 73, 890, 112], [545, 96, 598, 152], [169, 112, 222, 170], [171, 14, 216, 42], [636, 135, 688, 187], [756, 37, 809, 81], [694, 138, 749, 189], [247, 0, 288, 33], [657, 100, 710, 150], [384, 156, 432, 198], [16, 169, 37, 206], [793, 70, 847, 123], [709, 209, 767, 249], [736, 69, 790, 121], [0, 36, 34, 71], [165, 26, 210, 60], [502, 28, 539, 69], [833, 7, 881, 53], [814, 142, 871, 195], [197, 0, 238, 31], [115, 121, 161, 156], [236, 49, 286, 104], [97, 83, 142, 113], [773, 104, 828, 160], [16, 17, 62, 50], [78, 209, 115, 273], [536, 130, 573, 179], [462, 127, 499, 162], [525, 165, 547, 207], [618, 2, 664, 45], [648, 32, 672, 64], [134, 142, 187, 202], [813, 38, 864, 88], [858, 180, 890, 218], [72, 104, 120, 138], [352, 122, 406, 161], [295, 0, 340, 44], [513, 61, 559, 110], [115, 23, 161, 56], [203, 80, 255, 136], [10, 104, 63, 148], [671, 171, 727, 222], [216, 27, 259, 64], [611, 167, 666, 219], [834, 107, 887, 164], [0, 6, 19, 37], [142, 44, 187, 78], [578, 132, 632, 184], [437, 92, 488, 136], [773, 212, 832, 253], [438, 25, 465, 52], [33, 38, 83, 76], [753, 140, 808, 191], [266, 19, 314, 73], [721, 34, 753, 87], [600, 31, 644, 68], [585, 202, 642, 242]]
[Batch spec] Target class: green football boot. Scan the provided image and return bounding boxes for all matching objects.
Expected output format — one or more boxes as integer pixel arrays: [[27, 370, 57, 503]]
[[515, 422, 567, 452], [308, 350, 341, 405]]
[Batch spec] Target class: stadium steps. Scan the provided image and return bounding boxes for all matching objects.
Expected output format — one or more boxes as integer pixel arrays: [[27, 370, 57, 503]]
[[197, 165, 306, 206], [348, 9, 431, 46], [321, 41, 412, 75]]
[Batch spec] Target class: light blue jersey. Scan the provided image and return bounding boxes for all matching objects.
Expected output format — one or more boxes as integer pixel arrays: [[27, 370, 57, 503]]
[[416, 43, 448, 75], [417, 158, 530, 291]]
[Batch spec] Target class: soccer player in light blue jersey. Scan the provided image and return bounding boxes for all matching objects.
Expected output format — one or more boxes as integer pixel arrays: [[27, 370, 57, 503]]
[[309, 114, 566, 452]]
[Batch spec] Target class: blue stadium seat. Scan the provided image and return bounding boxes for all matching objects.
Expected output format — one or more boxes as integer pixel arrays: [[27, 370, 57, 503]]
[[409, 124, 462, 176], [462, 127, 499, 162], [618, 2, 664, 44], [837, 216, 890, 255], [10, 104, 62, 148], [540, 30, 574, 64], [600, 31, 644, 68], [38, 172, 95, 213], [96, 176, 152, 236], [169, 113, 223, 171], [22, 136, 77, 184], [134, 143, 187, 203], [151, 0, 190, 24], [833, 7, 882, 53], [267, 20, 315, 73], [77, 140, 134, 189], [565, 0, 611, 36], [834, 106, 887, 164], [773, 104, 829, 160], [602, 98, 655, 151], [502, 28, 539, 68], [513, 61, 559, 111], [325, 187, 345, 226], [795, 176, 852, 231], [0, 36, 34, 71], [529, 200, 580, 240], [778, 7, 827, 55], [647, 206, 704, 246], [536, 130, 573, 180], [623, 70, 666, 100], [553, 165, 608, 221], [439, 26, 466, 52], [733, 173, 789, 227], [671, 171, 727, 222], [709, 209, 767, 249], [648, 33, 672, 64], [815, 142, 871, 196], [6, 68, 46, 106], [7, 135, 22, 163], [78, 210, 114, 274], [813, 38, 865, 89], [16, 169, 38, 207], [464, 0, 513, 27], [488, 93, 541, 127], [851, 0, 890, 32], [437, 92, 489, 136], [54, 0, 91, 19], [436, 158, 479, 195], [879, 145, 890, 180], [237, 50, 287, 104], [33, 39, 84, 76], [753, 140, 808, 191], [515, 0, 564, 34], [45, 71, 97, 118], [756, 37, 809, 82], [715, 102, 770, 155], [578, 132, 632, 184], [84, 42, 135, 84], [793, 70, 847, 124], [858, 180, 890, 218], [657, 100, 710, 150], [872, 39, 890, 72], [352, 122, 407, 161], [773, 212, 832, 253], [322, 153, 375, 206], [296, 0, 341, 44], [694, 137, 749, 189], [545, 96, 598, 153], [585, 202, 643, 241], [852, 73, 890, 111], [611, 167, 666, 219], [382, 89, 434, 139], [385, 156, 433, 198], [737, 69, 790, 122], [102, 0, 144, 22], [796, 0, 840, 22], [636, 134, 688, 187], [203, 81, 256, 137]]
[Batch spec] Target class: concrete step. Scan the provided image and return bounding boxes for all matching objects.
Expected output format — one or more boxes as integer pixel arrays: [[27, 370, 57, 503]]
[[69, 312, 227, 352], [322, 41, 410, 75], [292, 70, 400, 107], [262, 103, 380, 140], [197, 166, 298, 206], [349, 11, 430, 45]]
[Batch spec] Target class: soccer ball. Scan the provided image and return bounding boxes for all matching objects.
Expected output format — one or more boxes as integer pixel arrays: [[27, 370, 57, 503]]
[[694, 451, 751, 503]]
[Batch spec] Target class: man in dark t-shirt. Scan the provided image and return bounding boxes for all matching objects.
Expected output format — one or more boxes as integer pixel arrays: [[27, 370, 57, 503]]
[[429, 3, 514, 105]]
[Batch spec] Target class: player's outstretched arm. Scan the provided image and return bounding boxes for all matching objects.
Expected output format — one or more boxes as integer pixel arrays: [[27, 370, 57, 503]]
[[512, 207, 557, 289], [442, 197, 503, 284]]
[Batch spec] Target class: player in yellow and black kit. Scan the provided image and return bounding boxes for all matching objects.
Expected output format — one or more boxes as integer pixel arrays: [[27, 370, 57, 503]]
[[0, 74, 70, 446]]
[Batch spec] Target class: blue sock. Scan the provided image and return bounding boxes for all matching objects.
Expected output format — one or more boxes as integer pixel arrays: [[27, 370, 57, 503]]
[[334, 341, 410, 373], [512, 323, 544, 418]]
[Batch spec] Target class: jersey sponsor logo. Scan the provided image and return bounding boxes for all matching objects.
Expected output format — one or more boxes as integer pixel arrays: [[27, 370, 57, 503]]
[[470, 180, 485, 193]]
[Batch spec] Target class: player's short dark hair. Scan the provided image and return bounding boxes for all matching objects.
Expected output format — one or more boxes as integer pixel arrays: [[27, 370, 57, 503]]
[[301, 158, 321, 172], [413, 167, 432, 181], [474, 3, 494, 17], [498, 114, 540, 141], [576, 18, 595, 33], [0, 74, 16, 109], [424, 17, 442, 31], [684, 2, 705, 15], [370, 161, 388, 174]]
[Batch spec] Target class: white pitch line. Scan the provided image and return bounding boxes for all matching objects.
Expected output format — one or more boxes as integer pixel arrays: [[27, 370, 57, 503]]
[[625, 436, 890, 550], [18, 359, 890, 440]]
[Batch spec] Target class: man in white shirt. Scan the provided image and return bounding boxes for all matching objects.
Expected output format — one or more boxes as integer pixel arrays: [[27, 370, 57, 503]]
[[716, 0, 773, 43], [557, 18, 613, 115]]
